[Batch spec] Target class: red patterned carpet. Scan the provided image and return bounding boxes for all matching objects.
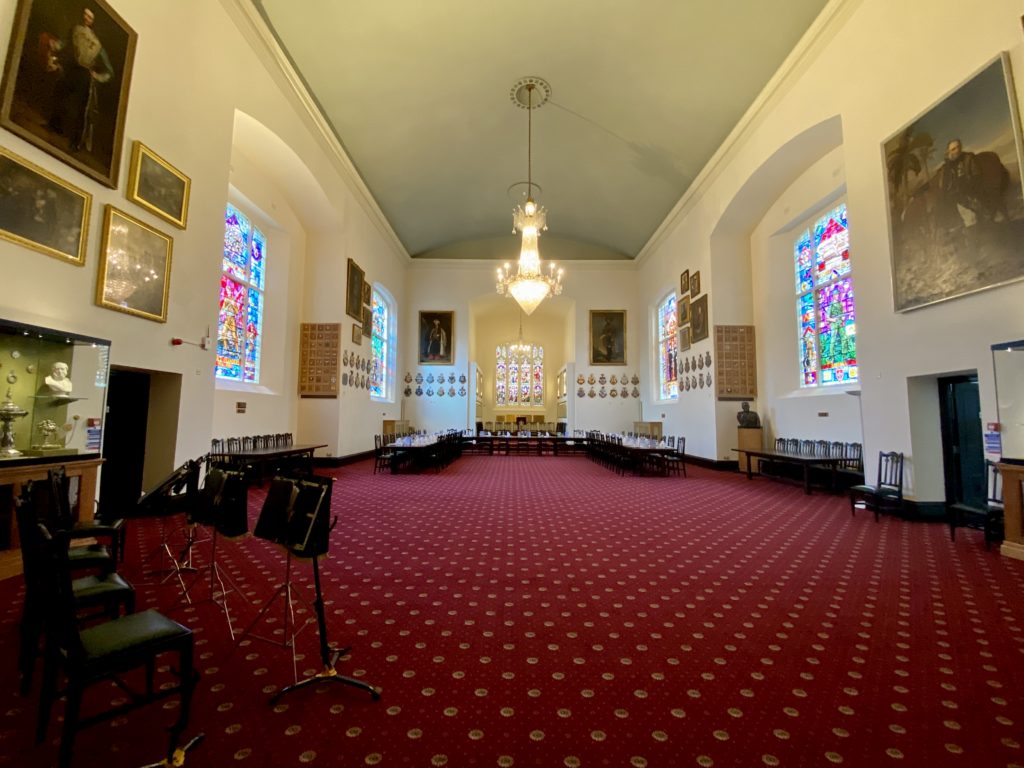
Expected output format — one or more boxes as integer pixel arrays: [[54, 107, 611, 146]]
[[2, 457, 1023, 768]]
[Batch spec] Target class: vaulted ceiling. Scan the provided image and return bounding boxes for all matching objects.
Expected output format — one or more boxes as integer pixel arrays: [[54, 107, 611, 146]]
[[252, 0, 830, 260]]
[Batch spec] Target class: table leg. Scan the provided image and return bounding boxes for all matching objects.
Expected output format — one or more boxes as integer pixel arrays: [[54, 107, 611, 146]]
[[803, 464, 812, 495], [745, 453, 753, 481]]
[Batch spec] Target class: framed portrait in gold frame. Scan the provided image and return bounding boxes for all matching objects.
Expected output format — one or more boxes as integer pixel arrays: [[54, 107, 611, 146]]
[[96, 205, 172, 322], [589, 309, 626, 365], [352, 323, 362, 345], [0, 145, 90, 265], [126, 141, 190, 229]]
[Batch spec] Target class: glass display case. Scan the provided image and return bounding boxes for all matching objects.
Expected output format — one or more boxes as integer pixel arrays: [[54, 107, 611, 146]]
[[993, 339, 1024, 465], [0, 318, 110, 463]]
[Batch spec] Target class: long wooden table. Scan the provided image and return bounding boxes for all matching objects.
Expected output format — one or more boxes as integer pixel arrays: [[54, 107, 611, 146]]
[[734, 448, 842, 495], [209, 443, 326, 482], [465, 435, 587, 456]]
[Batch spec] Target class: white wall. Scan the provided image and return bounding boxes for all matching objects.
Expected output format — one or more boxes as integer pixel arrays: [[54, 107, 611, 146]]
[[638, 0, 1024, 498]]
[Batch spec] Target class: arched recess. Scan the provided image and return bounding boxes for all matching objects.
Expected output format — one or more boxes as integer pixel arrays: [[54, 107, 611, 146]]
[[705, 115, 845, 459]]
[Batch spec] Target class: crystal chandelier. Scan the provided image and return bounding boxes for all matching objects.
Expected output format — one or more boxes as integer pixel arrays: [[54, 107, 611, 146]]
[[496, 78, 563, 316]]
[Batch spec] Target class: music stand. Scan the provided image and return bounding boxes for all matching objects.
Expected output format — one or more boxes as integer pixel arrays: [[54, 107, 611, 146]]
[[136, 458, 203, 593], [170, 464, 249, 639], [239, 474, 379, 703]]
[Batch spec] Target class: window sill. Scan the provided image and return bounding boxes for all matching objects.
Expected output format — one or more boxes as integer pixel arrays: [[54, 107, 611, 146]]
[[215, 379, 275, 396], [780, 384, 860, 399]]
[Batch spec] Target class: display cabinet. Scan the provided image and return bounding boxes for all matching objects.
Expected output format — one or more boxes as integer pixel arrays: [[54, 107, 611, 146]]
[[994, 339, 1024, 465], [0, 318, 111, 463]]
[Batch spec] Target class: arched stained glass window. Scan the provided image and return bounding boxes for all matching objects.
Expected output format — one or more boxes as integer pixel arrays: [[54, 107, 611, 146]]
[[495, 343, 543, 407], [217, 204, 265, 383], [657, 293, 678, 400], [370, 287, 394, 399], [795, 202, 857, 387]]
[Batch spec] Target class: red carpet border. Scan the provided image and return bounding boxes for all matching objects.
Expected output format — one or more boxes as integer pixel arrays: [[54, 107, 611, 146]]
[[1, 456, 1022, 767]]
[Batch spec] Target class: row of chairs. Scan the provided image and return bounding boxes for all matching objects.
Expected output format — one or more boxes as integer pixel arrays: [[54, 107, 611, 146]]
[[773, 438, 863, 469], [211, 433, 293, 453], [585, 432, 686, 477], [948, 459, 1004, 549], [16, 468, 197, 768], [483, 422, 560, 434], [374, 430, 463, 474]]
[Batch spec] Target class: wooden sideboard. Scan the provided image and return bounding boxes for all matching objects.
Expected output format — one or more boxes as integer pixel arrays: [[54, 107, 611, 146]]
[[999, 463, 1024, 561]]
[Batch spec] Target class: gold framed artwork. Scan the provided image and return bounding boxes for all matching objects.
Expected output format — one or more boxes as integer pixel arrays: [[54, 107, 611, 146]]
[[419, 310, 454, 365], [126, 141, 190, 229], [351, 323, 362, 344], [0, 0, 137, 188], [346, 258, 364, 320], [678, 325, 691, 352], [883, 53, 1024, 311], [691, 294, 709, 342], [96, 205, 172, 322], [689, 271, 701, 297], [361, 305, 372, 337], [0, 145, 90, 265], [589, 309, 626, 365], [361, 280, 371, 307], [677, 295, 691, 326], [679, 269, 689, 296]]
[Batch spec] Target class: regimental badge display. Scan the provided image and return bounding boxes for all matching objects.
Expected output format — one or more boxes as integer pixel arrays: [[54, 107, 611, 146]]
[[298, 323, 340, 398]]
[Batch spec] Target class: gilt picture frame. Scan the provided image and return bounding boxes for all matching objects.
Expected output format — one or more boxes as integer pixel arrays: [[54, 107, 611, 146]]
[[691, 294, 709, 343], [419, 310, 454, 365], [883, 53, 1024, 312], [0, 0, 137, 188], [589, 309, 626, 365], [689, 271, 701, 297], [679, 269, 690, 296], [96, 205, 172, 322], [126, 141, 190, 229], [678, 295, 691, 326], [0, 145, 90, 265], [352, 323, 362, 345], [346, 258, 364, 321]]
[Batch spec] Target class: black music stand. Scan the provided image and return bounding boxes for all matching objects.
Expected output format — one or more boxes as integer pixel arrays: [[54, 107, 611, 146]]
[[136, 458, 203, 593], [170, 465, 249, 639], [240, 474, 379, 704]]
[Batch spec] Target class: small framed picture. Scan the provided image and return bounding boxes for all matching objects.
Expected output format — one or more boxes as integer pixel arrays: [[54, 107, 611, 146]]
[[96, 205, 172, 322], [0, 145, 90, 265], [352, 323, 362, 344], [679, 270, 690, 296], [677, 295, 691, 326], [362, 305, 372, 337], [346, 258, 364, 321], [689, 271, 701, 297], [361, 280, 371, 306], [691, 294, 709, 342], [126, 141, 190, 229], [678, 325, 691, 352]]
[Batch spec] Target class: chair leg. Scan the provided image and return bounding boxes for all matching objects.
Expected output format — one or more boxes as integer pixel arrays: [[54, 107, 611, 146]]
[[57, 683, 83, 768], [167, 640, 197, 761], [18, 604, 41, 696], [36, 650, 59, 744]]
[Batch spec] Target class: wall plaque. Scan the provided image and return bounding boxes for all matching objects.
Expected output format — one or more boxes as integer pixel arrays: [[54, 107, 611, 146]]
[[299, 323, 340, 398], [714, 325, 756, 400]]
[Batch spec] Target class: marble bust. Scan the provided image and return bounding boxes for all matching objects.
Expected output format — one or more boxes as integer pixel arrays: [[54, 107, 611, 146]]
[[737, 401, 760, 428], [44, 361, 73, 394]]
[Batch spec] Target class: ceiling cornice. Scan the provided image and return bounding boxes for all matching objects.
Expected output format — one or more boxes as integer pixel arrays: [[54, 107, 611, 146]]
[[634, 0, 860, 267], [222, 0, 410, 263]]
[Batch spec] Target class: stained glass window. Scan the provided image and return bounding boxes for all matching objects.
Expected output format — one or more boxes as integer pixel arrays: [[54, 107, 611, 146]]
[[794, 202, 857, 388], [495, 343, 543, 407], [216, 204, 265, 383], [370, 288, 392, 399], [657, 293, 678, 400]]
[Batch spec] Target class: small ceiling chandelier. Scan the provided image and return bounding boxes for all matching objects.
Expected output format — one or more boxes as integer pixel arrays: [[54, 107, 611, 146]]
[[496, 77, 563, 316]]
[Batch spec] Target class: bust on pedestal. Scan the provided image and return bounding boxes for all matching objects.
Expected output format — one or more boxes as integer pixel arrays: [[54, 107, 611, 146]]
[[44, 362, 72, 395], [736, 402, 763, 473]]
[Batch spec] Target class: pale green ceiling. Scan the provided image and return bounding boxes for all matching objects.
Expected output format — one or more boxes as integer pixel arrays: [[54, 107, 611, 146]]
[[253, 0, 830, 260]]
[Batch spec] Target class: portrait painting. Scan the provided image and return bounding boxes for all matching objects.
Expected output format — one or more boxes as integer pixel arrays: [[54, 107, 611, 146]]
[[361, 280, 371, 307], [0, 0, 137, 188], [362, 305, 372, 337], [678, 325, 691, 352], [679, 269, 689, 296], [689, 271, 701, 297], [589, 309, 626, 365], [884, 54, 1024, 312], [351, 323, 361, 345], [126, 141, 190, 229], [691, 294, 709, 343], [346, 258, 364, 320], [0, 145, 90, 264], [419, 310, 454, 365], [96, 205, 172, 322], [678, 295, 691, 326]]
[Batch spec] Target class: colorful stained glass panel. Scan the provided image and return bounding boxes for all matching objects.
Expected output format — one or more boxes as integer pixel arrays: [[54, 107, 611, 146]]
[[250, 227, 266, 290], [817, 278, 857, 385], [798, 291, 817, 387], [216, 275, 245, 379], [794, 229, 813, 294], [223, 205, 249, 281], [813, 204, 850, 285], [658, 295, 678, 399]]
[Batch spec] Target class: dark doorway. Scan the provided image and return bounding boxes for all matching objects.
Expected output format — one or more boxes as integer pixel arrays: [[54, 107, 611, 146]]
[[938, 374, 985, 509], [99, 368, 150, 514]]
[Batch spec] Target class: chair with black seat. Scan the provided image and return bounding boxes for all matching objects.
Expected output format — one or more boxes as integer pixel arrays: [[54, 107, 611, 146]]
[[50, 466, 127, 564], [373, 434, 393, 474], [34, 524, 198, 768], [30, 467, 118, 575], [850, 451, 905, 522], [15, 487, 135, 697], [662, 436, 687, 477], [949, 460, 1004, 549]]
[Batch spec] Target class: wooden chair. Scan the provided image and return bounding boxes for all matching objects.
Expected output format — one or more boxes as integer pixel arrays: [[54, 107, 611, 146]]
[[949, 460, 1004, 549], [373, 435, 394, 474], [850, 451, 904, 521], [661, 436, 686, 477], [35, 525, 197, 768], [15, 490, 135, 697]]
